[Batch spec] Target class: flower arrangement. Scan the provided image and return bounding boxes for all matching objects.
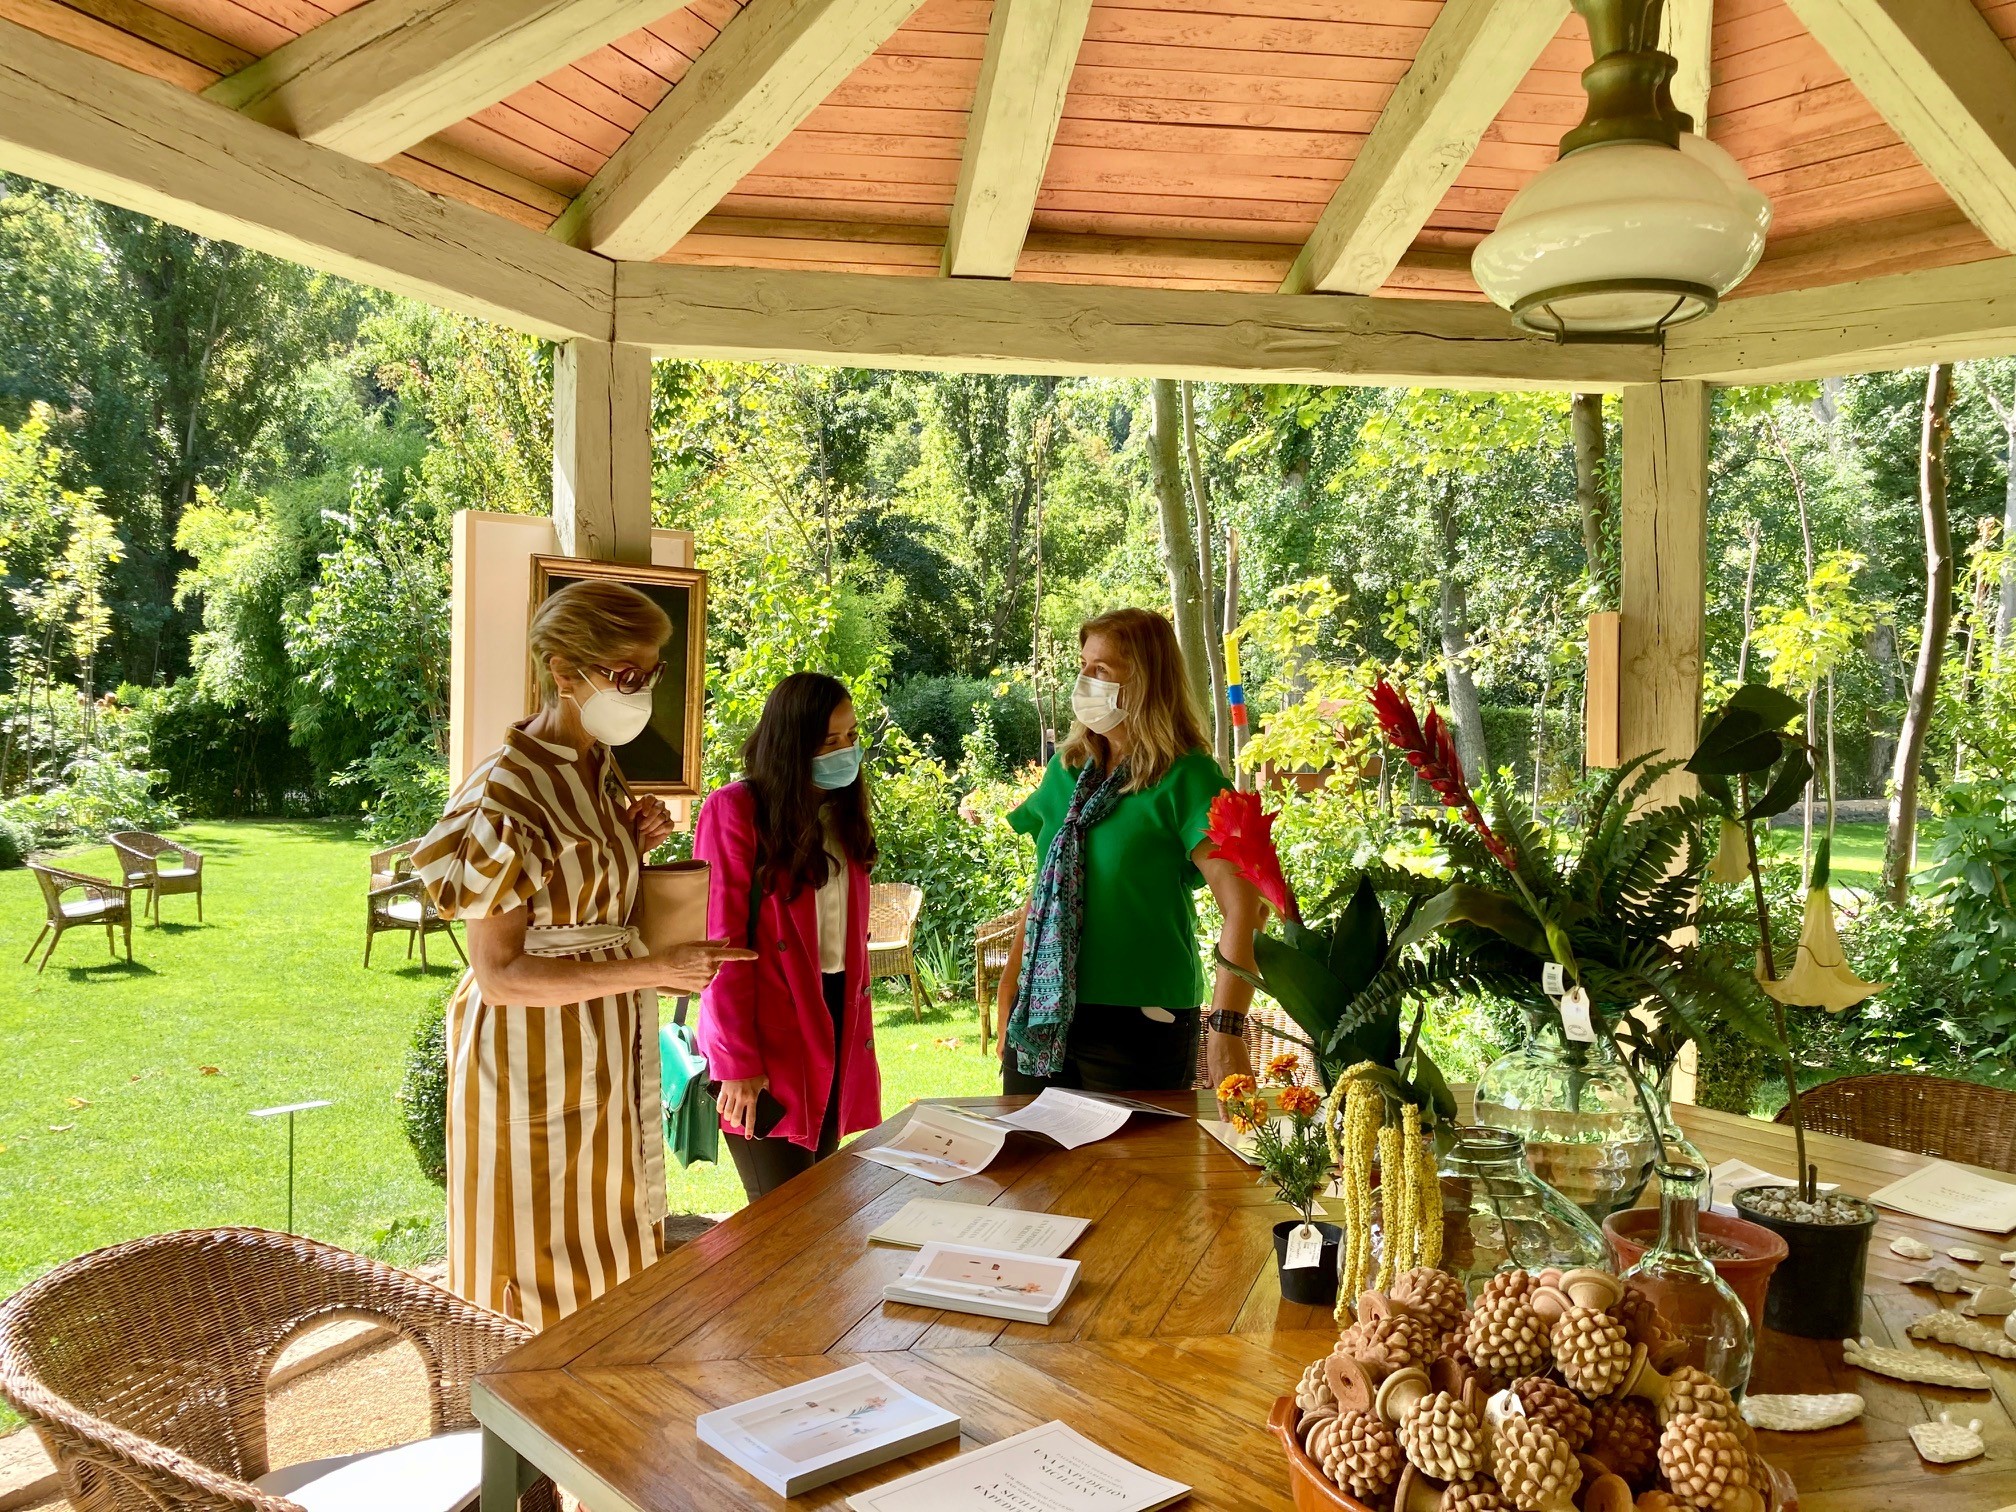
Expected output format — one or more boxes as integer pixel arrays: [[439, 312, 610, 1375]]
[[1218, 1057, 1332, 1230]]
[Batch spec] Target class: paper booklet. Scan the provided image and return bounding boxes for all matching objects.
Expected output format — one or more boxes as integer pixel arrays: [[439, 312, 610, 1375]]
[[846, 1421, 1189, 1512], [1868, 1159, 2016, 1234], [883, 1242, 1081, 1324], [1707, 1158, 1837, 1211], [694, 1363, 960, 1497], [858, 1092, 1182, 1183], [868, 1198, 1090, 1257]]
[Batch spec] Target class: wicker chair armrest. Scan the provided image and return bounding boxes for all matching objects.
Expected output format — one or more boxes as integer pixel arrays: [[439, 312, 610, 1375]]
[[368, 876, 424, 903], [38, 866, 130, 903]]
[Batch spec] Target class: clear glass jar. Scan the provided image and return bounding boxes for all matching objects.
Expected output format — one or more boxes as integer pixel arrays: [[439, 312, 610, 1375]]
[[1623, 1163, 1754, 1396], [1437, 1125, 1612, 1300], [1474, 1018, 1658, 1222]]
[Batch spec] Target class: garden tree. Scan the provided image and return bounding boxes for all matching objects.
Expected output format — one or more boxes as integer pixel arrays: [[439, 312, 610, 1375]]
[[1887, 363, 1956, 901], [1971, 362, 2016, 663], [1149, 379, 1212, 716], [1570, 392, 1613, 602], [1180, 381, 1231, 766], [1751, 550, 1882, 819]]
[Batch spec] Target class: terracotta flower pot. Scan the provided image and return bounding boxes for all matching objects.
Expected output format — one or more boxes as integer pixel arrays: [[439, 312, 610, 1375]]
[[1602, 1206, 1788, 1330], [1269, 1396, 1376, 1512]]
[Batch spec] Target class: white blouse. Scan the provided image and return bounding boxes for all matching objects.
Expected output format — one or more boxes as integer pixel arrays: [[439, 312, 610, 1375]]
[[814, 821, 849, 975]]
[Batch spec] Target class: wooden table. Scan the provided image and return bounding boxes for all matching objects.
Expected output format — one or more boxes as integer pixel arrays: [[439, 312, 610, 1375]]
[[472, 1093, 2016, 1511]]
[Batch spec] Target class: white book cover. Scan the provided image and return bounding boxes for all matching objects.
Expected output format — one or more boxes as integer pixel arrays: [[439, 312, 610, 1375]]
[[856, 1104, 1009, 1183], [846, 1421, 1188, 1512], [884, 1242, 1080, 1324], [868, 1198, 1090, 1257], [1868, 1159, 2016, 1234], [694, 1363, 960, 1497], [1707, 1158, 1836, 1212]]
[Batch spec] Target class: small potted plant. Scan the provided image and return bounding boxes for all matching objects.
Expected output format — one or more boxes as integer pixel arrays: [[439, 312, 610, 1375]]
[[1221, 1059, 1341, 1306]]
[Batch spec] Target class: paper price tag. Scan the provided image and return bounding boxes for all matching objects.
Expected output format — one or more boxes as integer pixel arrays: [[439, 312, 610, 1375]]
[[1542, 961, 1566, 997], [1284, 1223, 1324, 1270], [1558, 985, 1597, 1044]]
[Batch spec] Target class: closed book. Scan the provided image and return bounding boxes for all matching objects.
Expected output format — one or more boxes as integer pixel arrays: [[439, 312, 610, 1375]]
[[867, 1198, 1089, 1257], [882, 1242, 1079, 1325], [694, 1363, 960, 1497]]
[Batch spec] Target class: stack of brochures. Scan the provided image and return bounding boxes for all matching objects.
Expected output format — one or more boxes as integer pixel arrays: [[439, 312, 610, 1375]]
[[867, 1197, 1089, 1257], [694, 1363, 960, 1497], [882, 1242, 1080, 1324], [845, 1422, 1189, 1511]]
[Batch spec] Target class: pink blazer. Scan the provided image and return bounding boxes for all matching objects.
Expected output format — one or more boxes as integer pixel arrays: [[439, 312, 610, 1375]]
[[693, 780, 882, 1150]]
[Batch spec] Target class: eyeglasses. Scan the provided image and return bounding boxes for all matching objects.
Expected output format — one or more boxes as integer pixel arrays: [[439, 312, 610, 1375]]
[[587, 662, 667, 696]]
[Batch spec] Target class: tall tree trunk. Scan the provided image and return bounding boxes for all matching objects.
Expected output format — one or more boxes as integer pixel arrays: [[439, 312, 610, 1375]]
[[1736, 518, 1761, 683], [1029, 439, 1049, 764], [1765, 411, 1819, 871], [1182, 382, 1231, 770], [1867, 621, 1902, 793], [1223, 527, 1247, 787], [1985, 379, 2016, 666], [1571, 393, 1612, 602], [1431, 477, 1491, 780], [1150, 379, 1213, 716], [1886, 362, 1957, 903]]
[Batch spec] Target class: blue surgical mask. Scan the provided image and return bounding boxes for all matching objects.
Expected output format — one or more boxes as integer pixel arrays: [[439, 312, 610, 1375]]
[[811, 742, 863, 791]]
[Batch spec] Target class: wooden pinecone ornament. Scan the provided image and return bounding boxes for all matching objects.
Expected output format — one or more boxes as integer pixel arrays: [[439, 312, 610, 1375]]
[[1479, 1268, 1536, 1308], [1659, 1367, 1742, 1436], [1512, 1376, 1592, 1451], [1304, 1409, 1342, 1463], [1466, 1290, 1551, 1380], [1493, 1416, 1582, 1512], [1442, 1478, 1512, 1512], [1340, 1310, 1438, 1379], [1612, 1287, 1686, 1372], [1398, 1389, 1488, 1482], [1323, 1410, 1404, 1504], [1657, 1413, 1763, 1512], [1393, 1265, 1471, 1338], [1297, 1358, 1337, 1415], [1586, 1396, 1659, 1487], [1551, 1305, 1634, 1398]]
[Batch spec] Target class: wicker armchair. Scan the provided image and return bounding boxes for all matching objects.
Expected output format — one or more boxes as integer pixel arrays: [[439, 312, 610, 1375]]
[[866, 882, 926, 1021], [366, 840, 464, 970], [973, 907, 1024, 1056], [24, 861, 135, 972], [1777, 1073, 2016, 1173], [109, 830, 205, 924], [0, 1227, 555, 1512], [1192, 1003, 1314, 1091]]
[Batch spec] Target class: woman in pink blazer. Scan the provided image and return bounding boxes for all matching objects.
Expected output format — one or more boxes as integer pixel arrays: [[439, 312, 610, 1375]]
[[695, 672, 883, 1200]]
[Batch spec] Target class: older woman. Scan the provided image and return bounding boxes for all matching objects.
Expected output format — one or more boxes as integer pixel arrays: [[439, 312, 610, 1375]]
[[415, 579, 750, 1328]]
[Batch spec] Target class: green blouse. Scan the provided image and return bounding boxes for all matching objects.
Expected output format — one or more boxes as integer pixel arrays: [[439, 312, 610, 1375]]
[[1007, 748, 1231, 1009]]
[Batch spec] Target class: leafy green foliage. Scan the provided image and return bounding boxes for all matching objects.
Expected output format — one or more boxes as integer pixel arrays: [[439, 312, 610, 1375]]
[[399, 988, 451, 1186]]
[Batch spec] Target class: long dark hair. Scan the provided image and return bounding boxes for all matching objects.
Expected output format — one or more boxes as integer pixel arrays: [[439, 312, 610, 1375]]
[[742, 672, 877, 899]]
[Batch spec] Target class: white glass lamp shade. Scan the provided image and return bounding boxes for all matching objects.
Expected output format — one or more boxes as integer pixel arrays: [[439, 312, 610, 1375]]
[[1471, 133, 1772, 335]]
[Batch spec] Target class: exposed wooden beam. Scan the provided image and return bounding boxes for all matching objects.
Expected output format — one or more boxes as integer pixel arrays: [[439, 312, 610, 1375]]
[[204, 0, 687, 165], [941, 0, 1095, 280], [1660, 0, 1713, 132], [551, 0, 924, 261], [554, 339, 654, 563], [1664, 256, 2016, 383], [1779, 0, 2016, 253], [1280, 0, 1568, 297], [0, 19, 612, 340], [616, 261, 1661, 390]]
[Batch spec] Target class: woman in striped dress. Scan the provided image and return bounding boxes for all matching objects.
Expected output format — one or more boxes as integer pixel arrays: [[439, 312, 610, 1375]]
[[415, 579, 750, 1328]]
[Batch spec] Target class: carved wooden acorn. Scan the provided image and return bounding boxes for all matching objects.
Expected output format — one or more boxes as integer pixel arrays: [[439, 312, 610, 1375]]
[[1587, 1396, 1660, 1487], [1493, 1416, 1582, 1512], [1511, 1376, 1592, 1452], [1467, 1289, 1552, 1381], [1551, 1305, 1635, 1398], [1322, 1409, 1405, 1504], [1397, 1386, 1489, 1482], [1657, 1413, 1764, 1512]]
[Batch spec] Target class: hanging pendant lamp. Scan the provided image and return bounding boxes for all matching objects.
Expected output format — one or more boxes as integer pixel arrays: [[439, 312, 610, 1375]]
[[1471, 0, 1770, 340]]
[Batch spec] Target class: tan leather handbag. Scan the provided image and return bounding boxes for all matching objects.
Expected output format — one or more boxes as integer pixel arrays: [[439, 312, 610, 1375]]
[[634, 860, 711, 959]]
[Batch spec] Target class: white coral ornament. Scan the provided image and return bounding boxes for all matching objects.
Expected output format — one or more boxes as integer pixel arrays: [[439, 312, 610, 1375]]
[[1738, 1394, 1864, 1432], [1905, 1310, 2016, 1359], [1908, 1411, 1985, 1465], [1904, 1266, 1969, 1294], [1840, 1335, 1991, 1389], [1889, 1236, 1934, 1260], [1947, 1244, 1990, 1264], [1962, 1284, 2016, 1318]]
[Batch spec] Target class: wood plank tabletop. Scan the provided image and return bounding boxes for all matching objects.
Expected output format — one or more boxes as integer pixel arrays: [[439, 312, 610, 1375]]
[[472, 1092, 2016, 1512]]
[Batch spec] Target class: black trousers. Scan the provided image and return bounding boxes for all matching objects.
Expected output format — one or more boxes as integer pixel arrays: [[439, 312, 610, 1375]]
[[723, 971, 846, 1202], [1001, 1004, 1200, 1095]]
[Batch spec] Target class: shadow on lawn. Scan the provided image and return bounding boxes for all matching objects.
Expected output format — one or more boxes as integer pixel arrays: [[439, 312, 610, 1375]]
[[51, 959, 160, 981]]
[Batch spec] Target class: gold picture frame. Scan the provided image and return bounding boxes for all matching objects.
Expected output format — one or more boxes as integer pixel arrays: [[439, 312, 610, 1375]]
[[528, 555, 708, 797]]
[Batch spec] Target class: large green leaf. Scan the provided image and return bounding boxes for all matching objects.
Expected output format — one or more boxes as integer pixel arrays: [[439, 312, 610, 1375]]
[[1725, 683, 1802, 728], [1688, 686, 1800, 776], [1327, 875, 1388, 996], [1743, 748, 1813, 822], [1252, 931, 1354, 1047], [1390, 883, 1549, 960]]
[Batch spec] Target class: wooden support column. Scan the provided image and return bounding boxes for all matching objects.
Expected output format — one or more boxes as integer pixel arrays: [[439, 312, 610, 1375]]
[[553, 338, 653, 562], [1618, 381, 1709, 809]]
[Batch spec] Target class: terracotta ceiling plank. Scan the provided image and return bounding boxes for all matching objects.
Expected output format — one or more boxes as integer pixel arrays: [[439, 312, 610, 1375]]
[[431, 116, 594, 195], [718, 189, 946, 222], [569, 41, 680, 107], [404, 132, 574, 213], [466, 98, 610, 175], [805, 104, 974, 139], [551, 0, 929, 259], [148, 0, 299, 53], [1074, 41, 1407, 84], [533, 62, 654, 132], [0, 0, 224, 88], [1091, 0, 1441, 20], [1078, 11, 1424, 58], [383, 153, 557, 228]]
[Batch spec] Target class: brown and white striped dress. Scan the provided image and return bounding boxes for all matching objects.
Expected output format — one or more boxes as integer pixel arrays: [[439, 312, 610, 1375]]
[[413, 724, 665, 1329]]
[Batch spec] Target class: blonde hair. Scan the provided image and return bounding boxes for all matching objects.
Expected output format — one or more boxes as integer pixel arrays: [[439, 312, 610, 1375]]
[[529, 579, 672, 706], [1059, 607, 1208, 790]]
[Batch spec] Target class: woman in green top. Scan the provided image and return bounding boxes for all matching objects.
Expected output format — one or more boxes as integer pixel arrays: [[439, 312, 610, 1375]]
[[997, 607, 1262, 1094]]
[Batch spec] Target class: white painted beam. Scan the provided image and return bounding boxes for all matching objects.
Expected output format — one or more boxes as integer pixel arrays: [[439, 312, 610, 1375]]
[[1280, 0, 1568, 296], [941, 0, 1095, 280], [616, 261, 1661, 391], [204, 0, 689, 165], [1660, 0, 1714, 133], [0, 18, 612, 340], [554, 339, 655, 563], [1780, 0, 2016, 252], [551, 0, 924, 261]]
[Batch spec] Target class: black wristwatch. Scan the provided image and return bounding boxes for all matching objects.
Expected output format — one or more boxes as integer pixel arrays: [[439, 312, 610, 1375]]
[[1204, 1009, 1248, 1037]]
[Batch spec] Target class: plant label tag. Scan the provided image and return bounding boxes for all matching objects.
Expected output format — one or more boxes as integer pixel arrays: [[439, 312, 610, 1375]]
[[1558, 986, 1597, 1044], [1542, 962, 1566, 997], [1284, 1223, 1323, 1270]]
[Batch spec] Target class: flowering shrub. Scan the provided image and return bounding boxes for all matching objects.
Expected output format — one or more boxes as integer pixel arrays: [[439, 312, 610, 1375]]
[[1218, 1060, 1333, 1227]]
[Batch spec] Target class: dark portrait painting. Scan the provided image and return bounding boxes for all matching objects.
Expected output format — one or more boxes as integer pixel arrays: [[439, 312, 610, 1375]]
[[529, 556, 707, 797]]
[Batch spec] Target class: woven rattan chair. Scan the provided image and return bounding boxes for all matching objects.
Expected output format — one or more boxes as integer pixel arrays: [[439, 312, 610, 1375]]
[[366, 840, 464, 971], [867, 882, 926, 1021], [1776, 1073, 2016, 1173], [24, 861, 135, 972], [1191, 1003, 1314, 1091], [0, 1227, 555, 1512], [973, 907, 1024, 1057], [109, 830, 205, 923]]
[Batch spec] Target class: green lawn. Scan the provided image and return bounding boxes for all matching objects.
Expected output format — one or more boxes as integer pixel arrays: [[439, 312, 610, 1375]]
[[1772, 819, 1930, 889]]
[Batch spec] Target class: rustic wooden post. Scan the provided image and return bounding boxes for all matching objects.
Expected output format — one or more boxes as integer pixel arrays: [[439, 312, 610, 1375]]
[[553, 337, 653, 562]]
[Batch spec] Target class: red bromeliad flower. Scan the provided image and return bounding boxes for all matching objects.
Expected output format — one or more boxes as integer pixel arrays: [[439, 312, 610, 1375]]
[[1370, 678, 1518, 871], [1205, 789, 1300, 923]]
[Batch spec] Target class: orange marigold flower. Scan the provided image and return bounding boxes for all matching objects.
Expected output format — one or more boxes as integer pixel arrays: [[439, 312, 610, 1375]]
[[1278, 1085, 1321, 1118], [1217, 1073, 1258, 1102], [1264, 1052, 1302, 1086]]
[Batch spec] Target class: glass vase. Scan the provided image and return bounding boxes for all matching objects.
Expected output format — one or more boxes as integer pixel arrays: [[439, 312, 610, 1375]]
[[1474, 1017, 1658, 1222], [1623, 1163, 1754, 1396], [1436, 1125, 1612, 1300]]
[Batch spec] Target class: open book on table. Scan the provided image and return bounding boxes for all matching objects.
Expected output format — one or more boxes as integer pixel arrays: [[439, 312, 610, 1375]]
[[1868, 1159, 2016, 1234], [846, 1421, 1188, 1512], [856, 1091, 1182, 1184]]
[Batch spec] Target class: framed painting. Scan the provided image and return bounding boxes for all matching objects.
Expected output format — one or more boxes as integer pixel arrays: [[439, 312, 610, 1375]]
[[528, 555, 707, 797]]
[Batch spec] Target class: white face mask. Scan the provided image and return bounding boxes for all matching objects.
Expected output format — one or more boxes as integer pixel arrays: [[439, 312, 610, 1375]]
[[1071, 673, 1128, 734], [569, 682, 655, 746]]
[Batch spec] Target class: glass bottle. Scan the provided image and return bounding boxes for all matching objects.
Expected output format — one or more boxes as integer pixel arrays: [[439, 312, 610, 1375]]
[[1623, 1163, 1754, 1397], [1436, 1125, 1612, 1300]]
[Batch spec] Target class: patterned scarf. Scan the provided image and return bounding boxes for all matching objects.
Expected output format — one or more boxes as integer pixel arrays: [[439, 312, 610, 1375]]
[[1007, 759, 1131, 1078]]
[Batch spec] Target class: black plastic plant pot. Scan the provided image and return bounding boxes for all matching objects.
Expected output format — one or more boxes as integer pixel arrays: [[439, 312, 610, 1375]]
[[1272, 1220, 1343, 1307], [1733, 1186, 1877, 1339]]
